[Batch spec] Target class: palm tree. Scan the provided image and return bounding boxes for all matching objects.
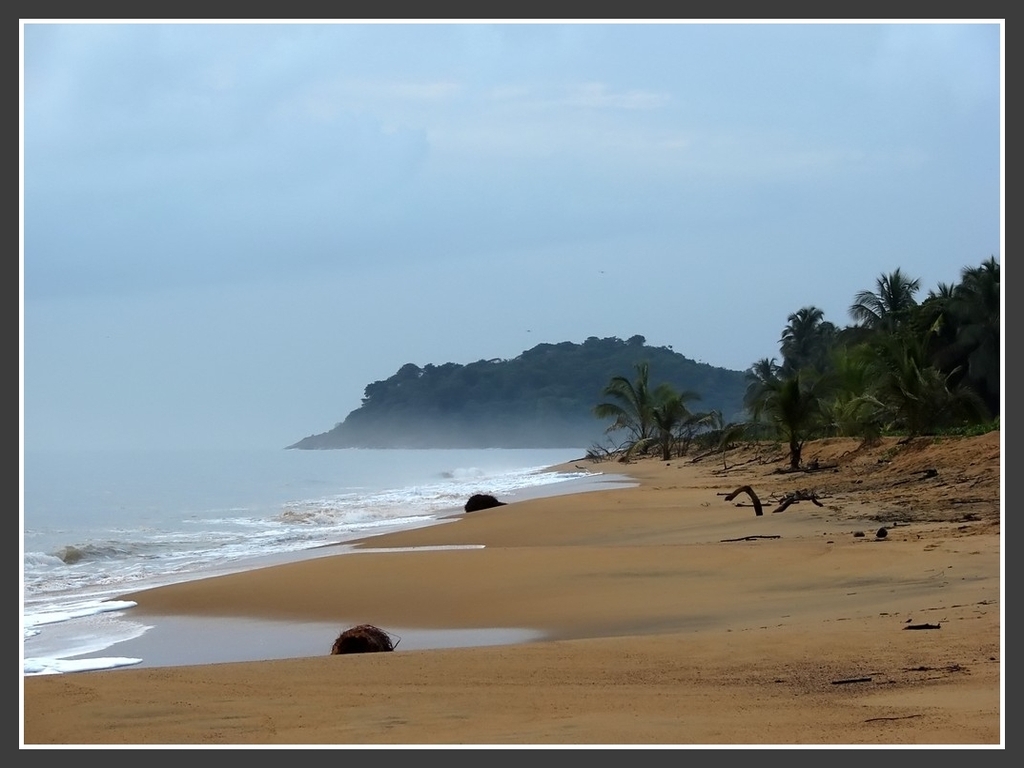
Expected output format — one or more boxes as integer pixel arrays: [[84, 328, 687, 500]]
[[743, 357, 781, 413], [702, 409, 750, 469], [624, 384, 702, 461], [749, 372, 830, 470], [593, 361, 657, 448], [779, 306, 837, 376], [947, 257, 1000, 417], [816, 345, 883, 438], [864, 331, 987, 435], [916, 282, 960, 363], [849, 268, 921, 333]]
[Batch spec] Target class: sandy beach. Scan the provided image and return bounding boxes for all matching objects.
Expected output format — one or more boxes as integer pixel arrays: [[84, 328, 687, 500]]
[[22, 433, 1003, 747]]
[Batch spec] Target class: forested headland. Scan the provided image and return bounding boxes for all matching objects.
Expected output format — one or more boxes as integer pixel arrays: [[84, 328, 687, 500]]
[[289, 257, 999, 455], [287, 335, 746, 449]]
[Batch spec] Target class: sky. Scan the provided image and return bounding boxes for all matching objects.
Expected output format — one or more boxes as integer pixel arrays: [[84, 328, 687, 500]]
[[20, 20, 1003, 452]]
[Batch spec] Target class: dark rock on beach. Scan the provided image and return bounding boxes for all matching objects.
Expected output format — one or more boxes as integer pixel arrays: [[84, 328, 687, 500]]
[[464, 494, 507, 513]]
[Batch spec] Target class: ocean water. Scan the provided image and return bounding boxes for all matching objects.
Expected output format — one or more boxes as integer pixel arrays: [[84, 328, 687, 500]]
[[22, 445, 615, 676]]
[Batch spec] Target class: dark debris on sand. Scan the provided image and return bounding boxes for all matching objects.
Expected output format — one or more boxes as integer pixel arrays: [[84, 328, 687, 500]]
[[330, 624, 398, 654]]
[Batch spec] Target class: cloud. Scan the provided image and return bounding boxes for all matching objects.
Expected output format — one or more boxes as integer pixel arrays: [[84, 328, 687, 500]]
[[560, 82, 671, 110]]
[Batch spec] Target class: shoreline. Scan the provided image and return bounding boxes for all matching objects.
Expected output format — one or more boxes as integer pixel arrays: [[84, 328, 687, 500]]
[[22, 453, 620, 675], [94, 462, 638, 667], [23, 434, 1002, 746], [82, 466, 632, 670]]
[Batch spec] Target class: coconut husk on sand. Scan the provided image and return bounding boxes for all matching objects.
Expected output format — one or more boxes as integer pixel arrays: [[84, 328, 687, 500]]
[[330, 624, 398, 654]]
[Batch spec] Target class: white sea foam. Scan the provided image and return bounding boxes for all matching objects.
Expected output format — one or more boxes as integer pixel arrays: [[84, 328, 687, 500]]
[[22, 446, 614, 675]]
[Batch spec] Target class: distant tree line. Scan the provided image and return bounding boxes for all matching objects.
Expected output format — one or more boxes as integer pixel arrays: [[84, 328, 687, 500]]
[[290, 257, 998, 454], [593, 257, 1000, 468]]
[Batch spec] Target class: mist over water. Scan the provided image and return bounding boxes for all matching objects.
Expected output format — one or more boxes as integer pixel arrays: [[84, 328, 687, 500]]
[[22, 445, 607, 675]]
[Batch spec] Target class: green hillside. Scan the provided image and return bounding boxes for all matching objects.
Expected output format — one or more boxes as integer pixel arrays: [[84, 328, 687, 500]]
[[288, 335, 747, 449]]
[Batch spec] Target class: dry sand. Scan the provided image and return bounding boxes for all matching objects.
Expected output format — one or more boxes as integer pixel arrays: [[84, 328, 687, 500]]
[[21, 433, 1003, 747]]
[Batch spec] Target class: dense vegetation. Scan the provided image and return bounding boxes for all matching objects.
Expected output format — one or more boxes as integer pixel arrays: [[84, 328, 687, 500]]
[[290, 257, 999, 455], [287, 335, 747, 449], [598, 257, 1000, 468]]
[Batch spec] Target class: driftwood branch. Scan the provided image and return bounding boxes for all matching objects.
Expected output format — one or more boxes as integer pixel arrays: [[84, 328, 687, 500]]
[[796, 458, 838, 472], [772, 489, 824, 513], [831, 676, 872, 685], [904, 664, 962, 673], [723, 485, 763, 516], [720, 535, 781, 542], [708, 456, 761, 473]]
